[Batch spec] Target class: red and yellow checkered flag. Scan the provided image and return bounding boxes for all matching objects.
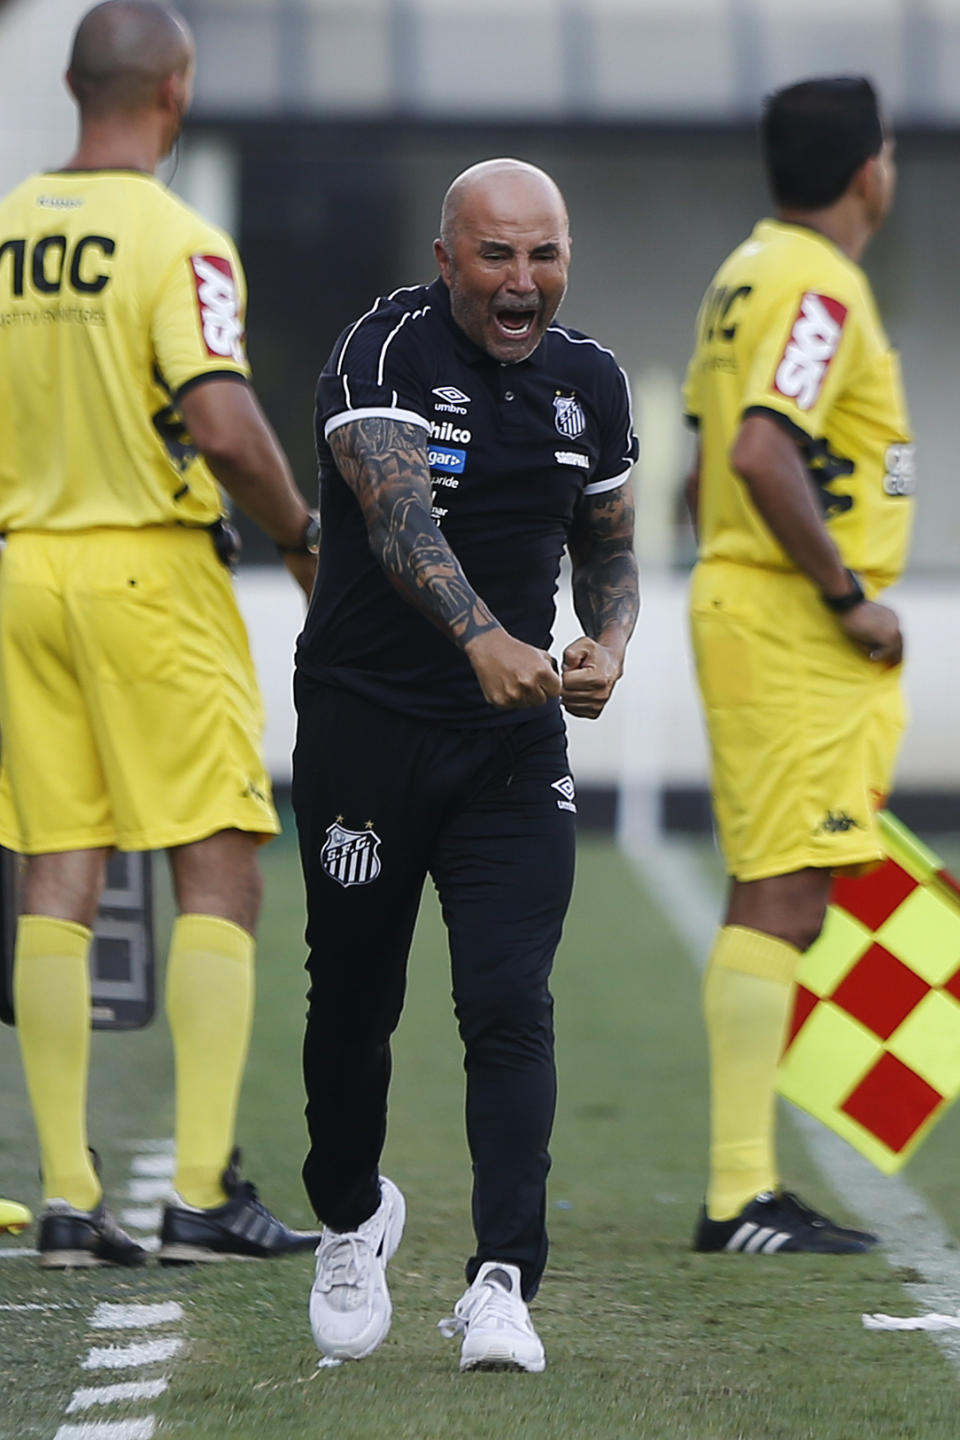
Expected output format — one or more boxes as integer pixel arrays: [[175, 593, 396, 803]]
[[777, 813, 960, 1173]]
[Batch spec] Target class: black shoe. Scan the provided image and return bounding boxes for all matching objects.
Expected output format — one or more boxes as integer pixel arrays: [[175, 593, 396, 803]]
[[38, 1199, 149, 1269], [776, 1190, 878, 1247], [157, 1149, 322, 1264], [693, 1189, 877, 1255]]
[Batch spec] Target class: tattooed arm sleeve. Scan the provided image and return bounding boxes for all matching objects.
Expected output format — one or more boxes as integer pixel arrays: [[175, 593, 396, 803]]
[[568, 481, 640, 648], [328, 416, 500, 648]]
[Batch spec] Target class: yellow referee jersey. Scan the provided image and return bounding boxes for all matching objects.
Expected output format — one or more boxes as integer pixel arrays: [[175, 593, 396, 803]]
[[684, 219, 914, 587], [0, 170, 251, 531]]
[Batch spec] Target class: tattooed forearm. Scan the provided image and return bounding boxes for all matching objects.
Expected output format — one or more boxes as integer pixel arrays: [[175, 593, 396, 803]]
[[329, 417, 499, 646], [569, 483, 640, 643]]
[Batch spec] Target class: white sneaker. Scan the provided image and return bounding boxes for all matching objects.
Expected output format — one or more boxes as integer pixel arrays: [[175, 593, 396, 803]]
[[438, 1261, 546, 1372], [308, 1176, 405, 1360]]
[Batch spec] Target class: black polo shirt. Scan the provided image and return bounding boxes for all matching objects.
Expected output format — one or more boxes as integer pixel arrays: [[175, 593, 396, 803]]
[[297, 276, 638, 725]]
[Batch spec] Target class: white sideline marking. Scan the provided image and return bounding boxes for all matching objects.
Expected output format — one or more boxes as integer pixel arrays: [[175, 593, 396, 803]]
[[91, 1303, 183, 1331], [120, 1208, 162, 1231], [627, 838, 960, 1367], [0, 1246, 37, 1259], [82, 1338, 183, 1371], [864, 1313, 960, 1331], [0, 1302, 65, 1311], [54, 1421, 156, 1440], [35, 1145, 185, 1440], [67, 1381, 170, 1413], [126, 1180, 171, 1203], [129, 1155, 175, 1179]]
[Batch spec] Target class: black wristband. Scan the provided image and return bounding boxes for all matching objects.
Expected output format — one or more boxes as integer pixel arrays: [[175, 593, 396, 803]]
[[822, 569, 865, 613], [276, 513, 320, 556]]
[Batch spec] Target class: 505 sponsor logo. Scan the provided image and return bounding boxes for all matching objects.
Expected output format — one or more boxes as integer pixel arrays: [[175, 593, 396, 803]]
[[190, 254, 246, 364], [773, 292, 847, 411], [428, 446, 466, 474], [883, 443, 916, 497]]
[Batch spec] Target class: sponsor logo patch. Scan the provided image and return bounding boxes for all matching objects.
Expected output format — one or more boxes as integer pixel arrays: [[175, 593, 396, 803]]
[[552, 775, 577, 813], [432, 385, 471, 414], [883, 442, 916, 497], [773, 292, 847, 411], [320, 820, 382, 887], [429, 420, 471, 444], [190, 254, 246, 363], [428, 446, 466, 474], [555, 450, 590, 470], [554, 393, 586, 440]]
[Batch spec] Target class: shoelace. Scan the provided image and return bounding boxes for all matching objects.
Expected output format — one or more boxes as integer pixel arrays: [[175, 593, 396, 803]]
[[438, 1281, 521, 1339], [316, 1232, 371, 1293]]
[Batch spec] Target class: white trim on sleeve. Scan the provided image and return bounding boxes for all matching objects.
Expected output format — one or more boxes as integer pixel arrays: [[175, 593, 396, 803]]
[[583, 466, 632, 496], [323, 406, 431, 439]]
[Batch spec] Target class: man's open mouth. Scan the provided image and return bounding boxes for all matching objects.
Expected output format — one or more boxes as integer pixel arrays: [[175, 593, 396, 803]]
[[493, 308, 538, 341]]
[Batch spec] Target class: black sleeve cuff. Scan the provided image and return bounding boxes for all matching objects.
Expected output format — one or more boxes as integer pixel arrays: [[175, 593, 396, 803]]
[[174, 370, 250, 403], [742, 404, 812, 450]]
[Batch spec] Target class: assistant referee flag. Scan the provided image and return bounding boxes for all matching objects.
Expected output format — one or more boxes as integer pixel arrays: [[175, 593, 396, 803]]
[[778, 813, 960, 1173]]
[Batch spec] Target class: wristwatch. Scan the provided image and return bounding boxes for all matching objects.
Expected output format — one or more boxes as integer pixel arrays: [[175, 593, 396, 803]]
[[821, 569, 865, 613], [277, 513, 320, 556]]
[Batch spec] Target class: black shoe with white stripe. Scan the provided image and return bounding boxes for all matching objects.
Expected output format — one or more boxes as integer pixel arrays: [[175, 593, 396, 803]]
[[693, 1189, 878, 1255], [158, 1149, 322, 1264], [39, 1199, 149, 1269]]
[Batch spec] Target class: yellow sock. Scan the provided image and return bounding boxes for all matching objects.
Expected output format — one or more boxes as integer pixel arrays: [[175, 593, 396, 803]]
[[166, 913, 254, 1210], [703, 924, 800, 1221], [14, 915, 100, 1210]]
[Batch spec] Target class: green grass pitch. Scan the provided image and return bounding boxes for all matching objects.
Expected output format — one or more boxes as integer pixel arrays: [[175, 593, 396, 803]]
[[3, 824, 960, 1438]]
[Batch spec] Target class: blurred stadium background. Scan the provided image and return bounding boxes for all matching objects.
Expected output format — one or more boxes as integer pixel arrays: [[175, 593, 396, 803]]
[[2, 0, 959, 836]]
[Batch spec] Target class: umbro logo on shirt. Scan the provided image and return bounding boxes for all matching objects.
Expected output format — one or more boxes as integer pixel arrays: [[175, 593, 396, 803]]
[[552, 776, 577, 813], [433, 385, 471, 415]]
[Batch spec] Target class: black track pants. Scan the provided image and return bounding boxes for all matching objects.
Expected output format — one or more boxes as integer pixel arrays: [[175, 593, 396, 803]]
[[292, 679, 576, 1299]]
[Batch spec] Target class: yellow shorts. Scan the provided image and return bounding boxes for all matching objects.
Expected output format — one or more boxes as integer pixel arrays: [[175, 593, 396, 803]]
[[690, 560, 905, 882], [0, 528, 280, 853]]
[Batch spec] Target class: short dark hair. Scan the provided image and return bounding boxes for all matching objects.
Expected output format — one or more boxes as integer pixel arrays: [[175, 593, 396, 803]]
[[761, 77, 884, 210]]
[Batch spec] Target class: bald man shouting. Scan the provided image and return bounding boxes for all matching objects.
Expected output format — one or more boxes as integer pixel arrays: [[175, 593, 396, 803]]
[[295, 160, 639, 1371]]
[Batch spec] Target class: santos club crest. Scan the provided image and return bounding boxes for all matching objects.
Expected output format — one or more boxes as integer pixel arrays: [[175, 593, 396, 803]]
[[554, 394, 586, 440], [320, 821, 382, 888]]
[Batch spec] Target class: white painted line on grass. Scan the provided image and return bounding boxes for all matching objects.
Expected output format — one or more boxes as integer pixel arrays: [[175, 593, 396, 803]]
[[82, 1338, 183, 1371], [54, 1421, 156, 1440], [119, 1208, 162, 1231], [864, 1313, 960, 1331], [91, 1303, 183, 1331], [126, 1180, 171, 1204], [129, 1155, 175, 1179], [67, 1381, 170, 1413], [626, 837, 960, 1367], [0, 1301, 65, 1311], [39, 1144, 186, 1440], [0, 1246, 37, 1259]]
